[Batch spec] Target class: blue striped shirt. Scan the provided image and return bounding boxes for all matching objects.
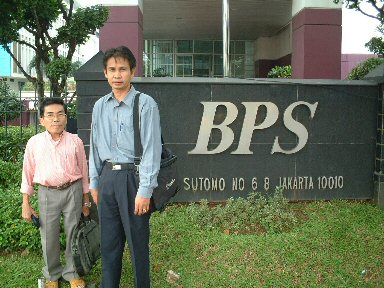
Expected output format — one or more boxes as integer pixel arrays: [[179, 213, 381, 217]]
[[89, 86, 162, 198]]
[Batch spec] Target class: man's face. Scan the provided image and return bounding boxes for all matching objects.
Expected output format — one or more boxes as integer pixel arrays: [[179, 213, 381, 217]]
[[104, 57, 136, 91], [40, 104, 67, 139]]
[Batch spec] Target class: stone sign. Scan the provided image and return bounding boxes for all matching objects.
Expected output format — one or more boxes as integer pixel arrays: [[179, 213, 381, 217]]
[[75, 52, 380, 203]]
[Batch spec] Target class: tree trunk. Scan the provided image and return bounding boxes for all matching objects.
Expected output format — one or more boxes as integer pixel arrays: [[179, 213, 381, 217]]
[[36, 80, 45, 104], [51, 80, 61, 98], [34, 53, 46, 103]]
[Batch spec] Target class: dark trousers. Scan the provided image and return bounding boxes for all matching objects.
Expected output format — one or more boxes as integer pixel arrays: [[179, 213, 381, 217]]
[[99, 166, 150, 288]]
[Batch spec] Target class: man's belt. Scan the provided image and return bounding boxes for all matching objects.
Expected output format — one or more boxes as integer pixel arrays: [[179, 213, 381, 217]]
[[105, 162, 135, 171], [40, 180, 79, 190]]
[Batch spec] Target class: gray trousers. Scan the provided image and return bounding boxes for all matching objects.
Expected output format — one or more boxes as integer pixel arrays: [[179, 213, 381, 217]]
[[99, 166, 151, 288], [38, 181, 83, 281]]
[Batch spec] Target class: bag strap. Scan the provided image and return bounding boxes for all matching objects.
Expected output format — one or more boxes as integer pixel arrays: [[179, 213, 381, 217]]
[[133, 92, 165, 173], [133, 92, 142, 169]]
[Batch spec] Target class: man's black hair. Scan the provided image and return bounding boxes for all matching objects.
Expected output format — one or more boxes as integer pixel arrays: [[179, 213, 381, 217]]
[[103, 46, 137, 70], [39, 97, 67, 117]]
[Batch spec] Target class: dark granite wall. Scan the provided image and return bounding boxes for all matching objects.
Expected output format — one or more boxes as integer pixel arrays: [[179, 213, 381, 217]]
[[75, 52, 379, 202]]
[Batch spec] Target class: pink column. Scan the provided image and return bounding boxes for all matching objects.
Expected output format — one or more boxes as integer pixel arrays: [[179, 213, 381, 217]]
[[292, 8, 342, 79], [99, 6, 144, 76]]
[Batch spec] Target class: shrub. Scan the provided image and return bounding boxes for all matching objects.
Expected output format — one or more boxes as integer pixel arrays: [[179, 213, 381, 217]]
[[0, 184, 41, 251], [0, 159, 22, 188], [185, 186, 297, 234], [267, 65, 292, 78], [0, 126, 41, 162], [153, 67, 170, 77], [0, 163, 66, 252], [0, 158, 39, 251], [347, 57, 384, 80]]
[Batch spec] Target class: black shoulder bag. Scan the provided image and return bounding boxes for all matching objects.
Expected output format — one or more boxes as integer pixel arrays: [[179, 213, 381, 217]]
[[133, 93, 180, 212], [71, 214, 100, 276]]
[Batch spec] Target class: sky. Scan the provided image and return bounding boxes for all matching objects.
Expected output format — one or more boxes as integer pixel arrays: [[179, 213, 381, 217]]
[[342, 3, 381, 54]]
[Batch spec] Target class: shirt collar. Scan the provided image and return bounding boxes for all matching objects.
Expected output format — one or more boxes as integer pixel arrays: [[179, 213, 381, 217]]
[[104, 85, 137, 107], [44, 130, 65, 144]]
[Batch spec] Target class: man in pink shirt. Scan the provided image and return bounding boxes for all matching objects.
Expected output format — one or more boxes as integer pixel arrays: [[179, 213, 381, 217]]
[[21, 97, 90, 288]]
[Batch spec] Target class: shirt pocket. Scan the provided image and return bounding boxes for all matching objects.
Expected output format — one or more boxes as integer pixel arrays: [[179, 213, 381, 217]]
[[120, 112, 134, 133], [63, 142, 79, 175], [117, 112, 134, 153]]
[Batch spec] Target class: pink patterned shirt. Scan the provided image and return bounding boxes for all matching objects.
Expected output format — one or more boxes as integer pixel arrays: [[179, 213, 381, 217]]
[[21, 131, 89, 195]]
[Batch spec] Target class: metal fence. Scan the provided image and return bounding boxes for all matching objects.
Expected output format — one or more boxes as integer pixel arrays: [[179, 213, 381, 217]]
[[0, 81, 39, 161], [0, 80, 78, 161]]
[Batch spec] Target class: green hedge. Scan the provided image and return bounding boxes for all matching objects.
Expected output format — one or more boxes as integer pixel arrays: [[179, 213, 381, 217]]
[[0, 159, 22, 188], [0, 156, 41, 251], [0, 183, 42, 251], [0, 126, 41, 162], [0, 146, 66, 252]]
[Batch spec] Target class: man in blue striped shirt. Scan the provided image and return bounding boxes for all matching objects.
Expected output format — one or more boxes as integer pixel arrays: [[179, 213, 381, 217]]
[[89, 46, 162, 288]]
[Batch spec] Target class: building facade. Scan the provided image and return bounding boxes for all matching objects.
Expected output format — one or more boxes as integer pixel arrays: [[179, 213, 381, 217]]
[[1, 0, 378, 92], [95, 0, 376, 80]]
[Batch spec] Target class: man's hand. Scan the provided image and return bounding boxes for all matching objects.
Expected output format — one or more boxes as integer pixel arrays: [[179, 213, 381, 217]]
[[90, 189, 98, 206], [22, 194, 37, 222], [82, 206, 90, 217], [82, 193, 91, 217], [134, 195, 151, 216]]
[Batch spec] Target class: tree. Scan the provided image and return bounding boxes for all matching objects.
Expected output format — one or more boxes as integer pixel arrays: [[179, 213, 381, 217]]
[[347, 57, 384, 79], [0, 0, 109, 101], [0, 81, 24, 123], [334, 0, 384, 55], [334, 1, 384, 22]]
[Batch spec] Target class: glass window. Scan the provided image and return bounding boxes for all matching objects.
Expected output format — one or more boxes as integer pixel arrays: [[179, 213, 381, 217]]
[[231, 55, 245, 78], [194, 41, 213, 53], [235, 41, 245, 54], [176, 55, 192, 65], [152, 53, 173, 77], [194, 55, 212, 77], [176, 40, 193, 53], [152, 40, 173, 54], [176, 55, 192, 76], [144, 40, 251, 78], [214, 55, 223, 77], [229, 41, 235, 54], [214, 41, 223, 54]]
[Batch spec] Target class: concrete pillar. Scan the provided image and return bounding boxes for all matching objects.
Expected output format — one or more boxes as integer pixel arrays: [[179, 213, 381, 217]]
[[222, 0, 230, 77], [99, 4, 144, 76], [291, 1, 342, 79]]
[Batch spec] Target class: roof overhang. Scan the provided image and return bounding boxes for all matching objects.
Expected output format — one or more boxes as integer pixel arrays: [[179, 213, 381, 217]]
[[143, 0, 293, 40]]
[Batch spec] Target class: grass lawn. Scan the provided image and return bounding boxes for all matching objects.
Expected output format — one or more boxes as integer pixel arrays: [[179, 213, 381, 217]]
[[0, 200, 383, 287]]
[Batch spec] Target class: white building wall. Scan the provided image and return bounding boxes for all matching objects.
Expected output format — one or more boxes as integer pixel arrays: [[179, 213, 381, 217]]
[[13, 28, 36, 78], [254, 24, 292, 61]]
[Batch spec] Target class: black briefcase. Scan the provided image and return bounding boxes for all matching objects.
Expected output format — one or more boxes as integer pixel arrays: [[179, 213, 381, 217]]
[[71, 215, 101, 276]]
